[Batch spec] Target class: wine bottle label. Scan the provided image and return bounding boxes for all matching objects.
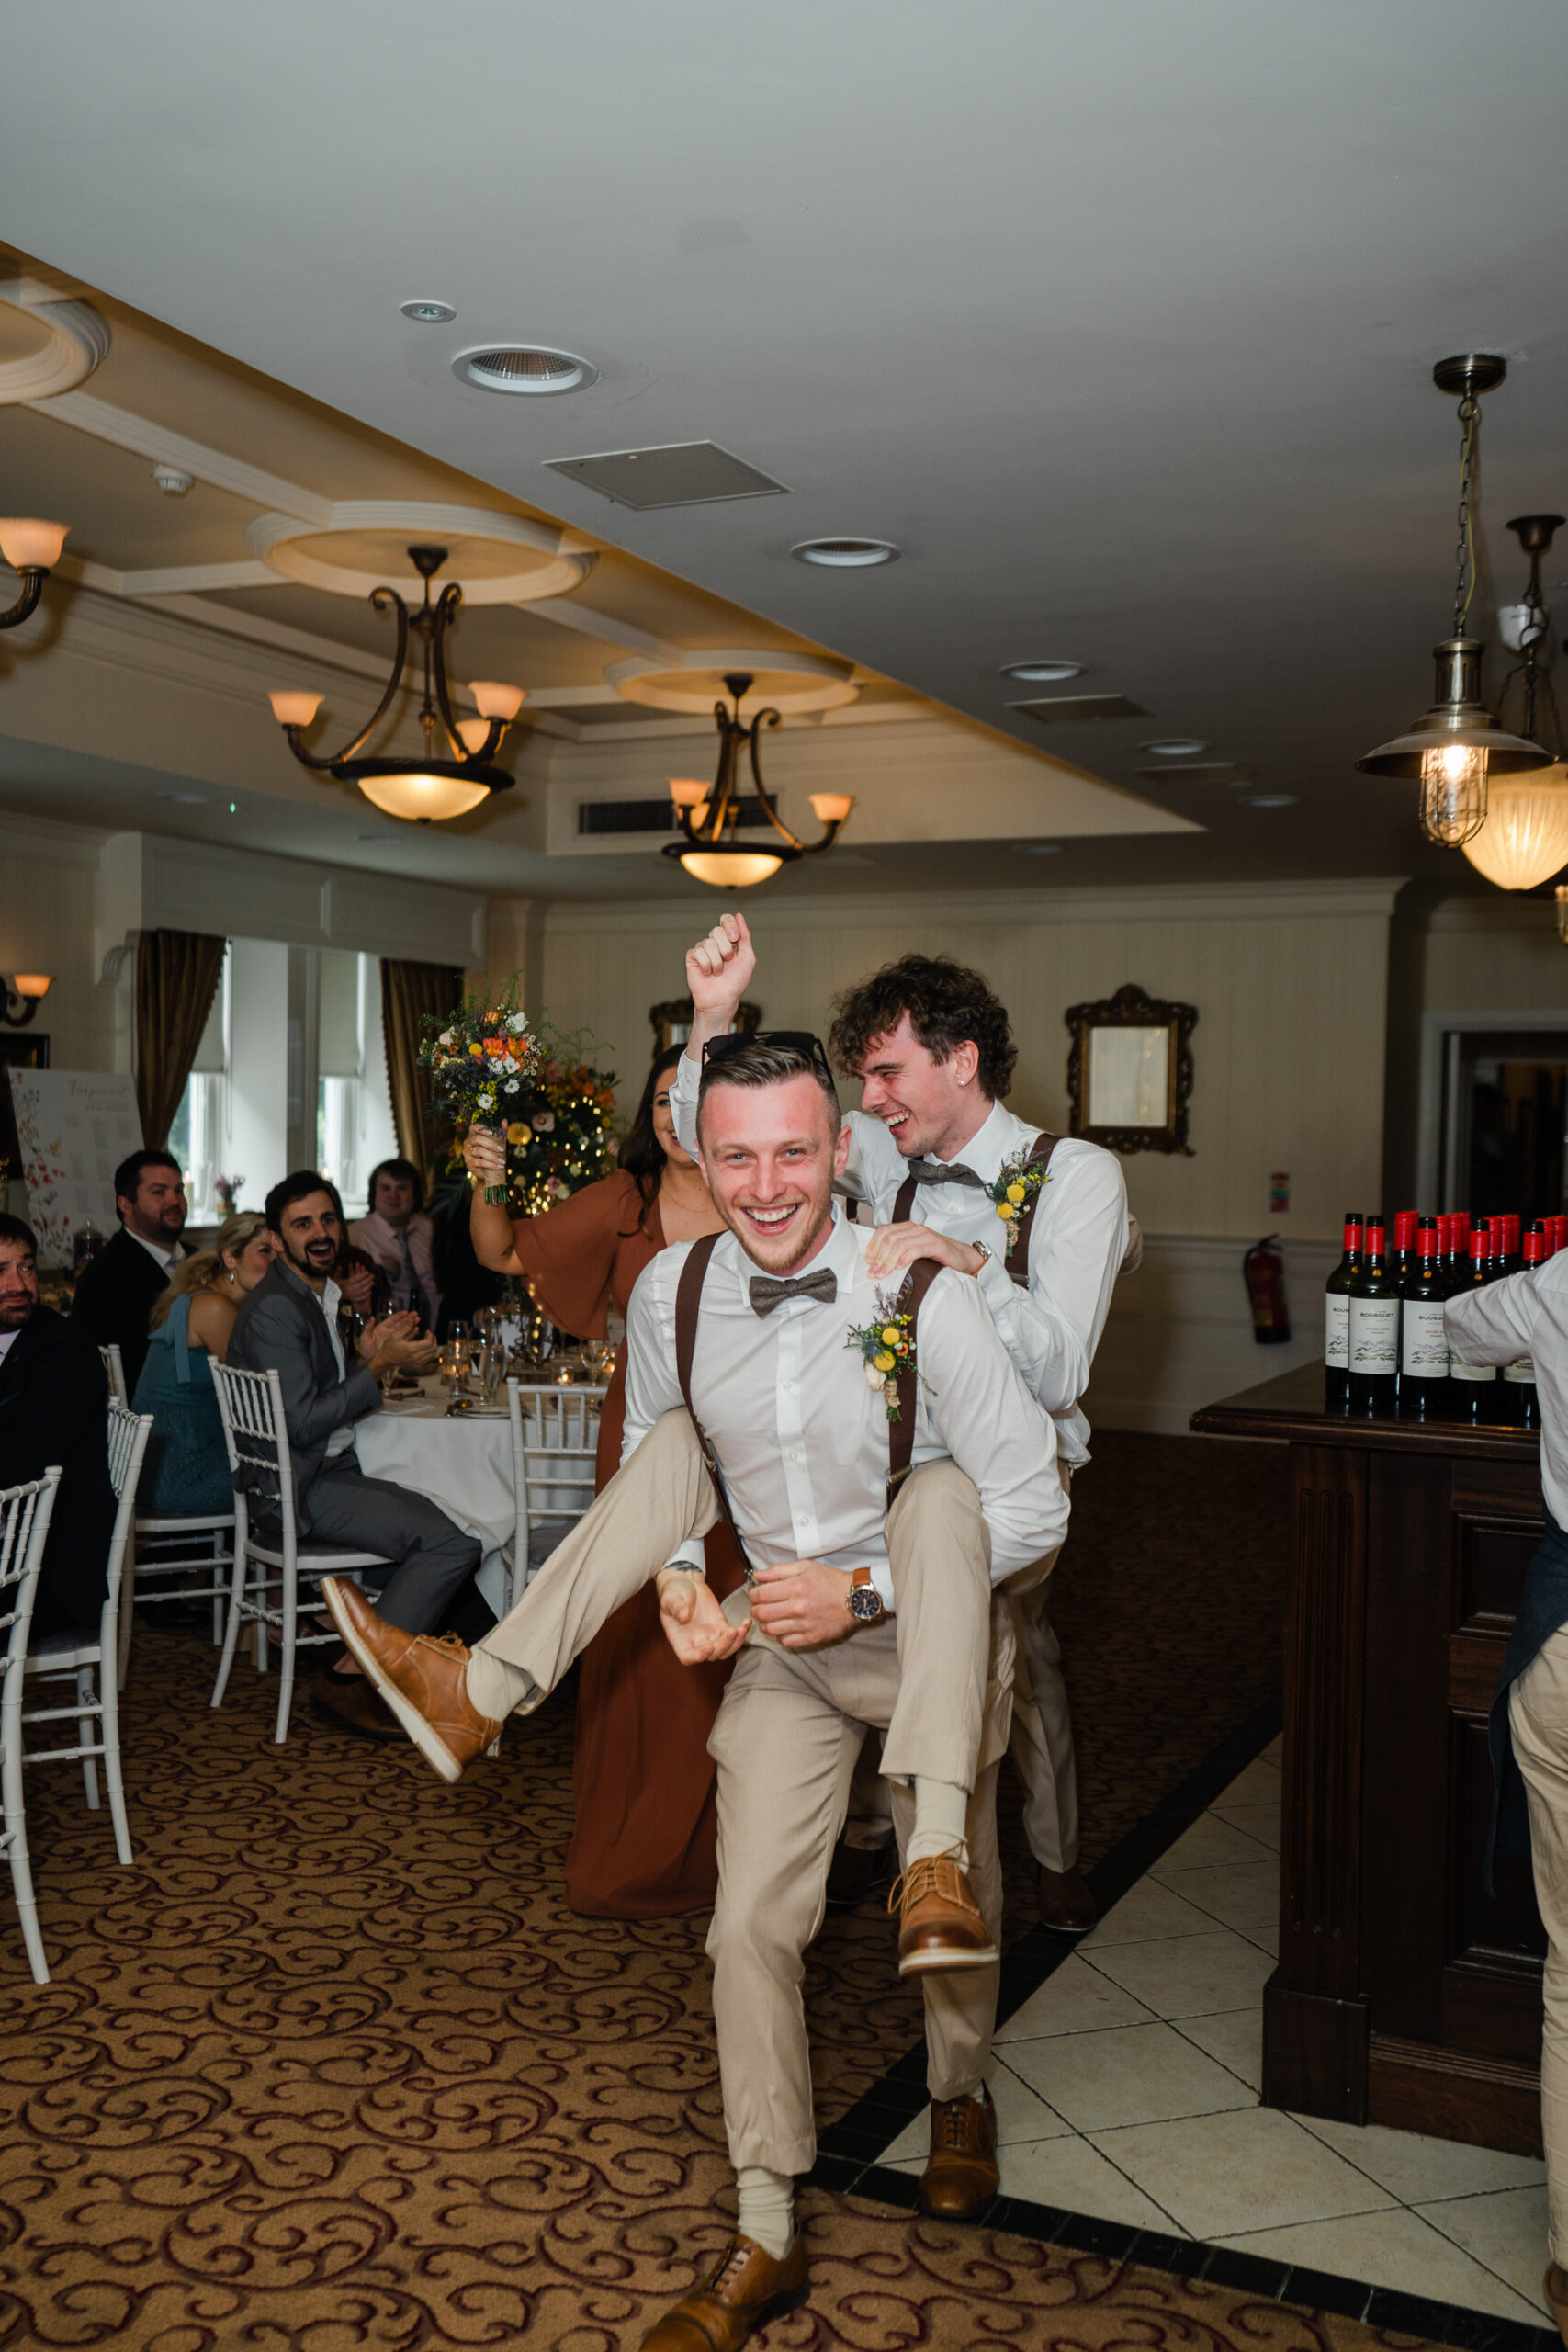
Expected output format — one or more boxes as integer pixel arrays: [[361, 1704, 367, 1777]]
[[1450, 1357, 1498, 1382], [1349, 1295, 1398, 1374], [1401, 1299, 1450, 1376], [1503, 1358, 1537, 1384], [1325, 1295, 1349, 1368]]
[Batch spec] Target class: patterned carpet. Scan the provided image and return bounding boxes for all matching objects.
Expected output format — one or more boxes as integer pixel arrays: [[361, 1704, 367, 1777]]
[[0, 1430, 1434, 2352]]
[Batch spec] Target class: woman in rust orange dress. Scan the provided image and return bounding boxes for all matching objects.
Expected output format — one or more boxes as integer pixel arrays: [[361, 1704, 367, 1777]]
[[463, 1045, 742, 1917]]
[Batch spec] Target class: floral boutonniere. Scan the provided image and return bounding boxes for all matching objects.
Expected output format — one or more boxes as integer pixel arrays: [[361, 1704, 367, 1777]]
[[986, 1150, 1049, 1258], [846, 1287, 933, 1422]]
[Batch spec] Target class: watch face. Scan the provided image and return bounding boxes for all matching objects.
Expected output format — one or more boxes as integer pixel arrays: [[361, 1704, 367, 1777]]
[[849, 1585, 882, 1622]]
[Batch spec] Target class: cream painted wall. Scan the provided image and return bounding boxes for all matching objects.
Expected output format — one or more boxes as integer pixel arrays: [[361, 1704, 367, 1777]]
[[1418, 895, 1568, 1013], [516, 877, 1399, 1242], [0, 819, 111, 1073]]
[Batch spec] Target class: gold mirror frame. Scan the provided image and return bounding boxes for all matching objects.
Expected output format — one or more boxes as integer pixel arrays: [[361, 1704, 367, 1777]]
[[1065, 982, 1196, 1156], [649, 997, 762, 1058]]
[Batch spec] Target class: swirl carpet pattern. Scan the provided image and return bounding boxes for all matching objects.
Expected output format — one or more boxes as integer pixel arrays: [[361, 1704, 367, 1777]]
[[0, 1431, 1431, 2349]]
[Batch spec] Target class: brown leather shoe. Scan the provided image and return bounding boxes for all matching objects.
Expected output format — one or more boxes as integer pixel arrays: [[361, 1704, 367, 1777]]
[[1038, 1864, 1098, 1932], [310, 1670, 403, 1741], [320, 1577, 502, 1784], [920, 2090, 999, 2220], [889, 1849, 998, 1975], [639, 2231, 809, 2349], [824, 1832, 895, 1909], [1545, 2263, 1568, 2348]]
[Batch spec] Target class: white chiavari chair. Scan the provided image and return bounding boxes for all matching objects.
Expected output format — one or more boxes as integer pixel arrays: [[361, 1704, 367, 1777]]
[[118, 1509, 235, 1689], [209, 1363, 390, 1743], [0, 1467, 62, 1984], [23, 1401, 150, 1871], [98, 1344, 128, 1406], [503, 1381, 600, 1611]]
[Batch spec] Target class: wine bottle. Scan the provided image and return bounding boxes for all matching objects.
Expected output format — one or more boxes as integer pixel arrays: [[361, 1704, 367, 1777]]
[[1502, 1221, 1545, 1429], [1348, 1215, 1400, 1415], [1450, 1224, 1502, 1420], [1325, 1211, 1363, 1411], [1392, 1210, 1418, 1287], [1399, 1215, 1450, 1418]]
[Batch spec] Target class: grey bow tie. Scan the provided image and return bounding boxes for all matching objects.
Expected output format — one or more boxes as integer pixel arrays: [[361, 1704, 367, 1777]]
[[749, 1268, 839, 1317], [904, 1156, 987, 1190]]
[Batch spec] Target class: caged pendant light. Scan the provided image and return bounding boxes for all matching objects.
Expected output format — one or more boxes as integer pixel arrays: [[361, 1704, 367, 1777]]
[[1357, 356, 1551, 844]]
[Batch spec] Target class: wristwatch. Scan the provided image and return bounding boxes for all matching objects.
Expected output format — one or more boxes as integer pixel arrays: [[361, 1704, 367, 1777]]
[[846, 1566, 886, 1624], [969, 1241, 994, 1276]]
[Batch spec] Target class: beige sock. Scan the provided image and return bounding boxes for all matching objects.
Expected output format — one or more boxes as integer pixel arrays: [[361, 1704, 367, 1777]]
[[736, 2165, 795, 2259], [907, 1778, 970, 1869], [464, 1647, 536, 1720]]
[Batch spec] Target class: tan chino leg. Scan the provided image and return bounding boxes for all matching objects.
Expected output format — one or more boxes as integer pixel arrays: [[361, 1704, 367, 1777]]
[[1508, 1626, 1568, 2265]]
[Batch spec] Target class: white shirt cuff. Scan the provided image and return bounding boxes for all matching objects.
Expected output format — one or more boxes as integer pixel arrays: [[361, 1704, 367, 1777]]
[[660, 1541, 706, 1578], [976, 1250, 1017, 1314], [869, 1565, 896, 1613]]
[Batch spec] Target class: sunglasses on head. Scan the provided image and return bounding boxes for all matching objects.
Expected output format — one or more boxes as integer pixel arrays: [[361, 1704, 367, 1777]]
[[701, 1029, 835, 1083]]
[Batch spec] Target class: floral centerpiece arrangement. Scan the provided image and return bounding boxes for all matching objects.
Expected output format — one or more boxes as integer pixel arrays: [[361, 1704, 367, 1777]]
[[501, 1024, 618, 1217], [419, 978, 540, 1203]]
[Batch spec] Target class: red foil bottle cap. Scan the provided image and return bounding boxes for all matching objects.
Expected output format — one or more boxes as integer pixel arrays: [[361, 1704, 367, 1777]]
[[1470, 1227, 1489, 1261], [1525, 1226, 1547, 1264], [1394, 1211, 1418, 1249], [1365, 1220, 1386, 1253]]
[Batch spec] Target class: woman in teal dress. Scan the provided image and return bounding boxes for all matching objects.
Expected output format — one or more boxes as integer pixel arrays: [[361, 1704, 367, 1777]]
[[133, 1211, 276, 1511]]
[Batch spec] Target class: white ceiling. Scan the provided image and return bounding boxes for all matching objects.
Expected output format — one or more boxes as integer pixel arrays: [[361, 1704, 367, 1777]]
[[4, 0, 1567, 903]]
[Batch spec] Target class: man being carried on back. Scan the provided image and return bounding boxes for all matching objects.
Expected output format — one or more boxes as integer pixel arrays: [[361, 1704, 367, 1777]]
[[322, 1035, 1067, 2349]]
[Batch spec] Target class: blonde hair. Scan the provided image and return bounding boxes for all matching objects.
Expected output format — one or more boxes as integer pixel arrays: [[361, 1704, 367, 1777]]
[[149, 1209, 271, 1329]]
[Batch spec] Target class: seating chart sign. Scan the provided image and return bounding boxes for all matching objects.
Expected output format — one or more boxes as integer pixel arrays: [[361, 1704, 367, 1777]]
[[7, 1069, 142, 1268]]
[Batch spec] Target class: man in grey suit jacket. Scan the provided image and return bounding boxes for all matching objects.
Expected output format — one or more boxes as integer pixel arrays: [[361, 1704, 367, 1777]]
[[229, 1170, 481, 1738]]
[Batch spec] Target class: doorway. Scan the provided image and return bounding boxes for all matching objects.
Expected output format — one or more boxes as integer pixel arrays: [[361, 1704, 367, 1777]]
[[1441, 1028, 1568, 1219]]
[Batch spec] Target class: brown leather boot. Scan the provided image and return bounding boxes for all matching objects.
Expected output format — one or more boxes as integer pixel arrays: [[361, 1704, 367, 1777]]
[[889, 1849, 998, 1975], [639, 2231, 809, 2349], [320, 1577, 502, 1784], [920, 2090, 999, 2220], [1037, 1864, 1098, 1932], [310, 1670, 402, 1742]]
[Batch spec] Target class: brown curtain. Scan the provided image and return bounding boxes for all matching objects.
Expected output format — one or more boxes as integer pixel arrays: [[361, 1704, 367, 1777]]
[[133, 928, 227, 1148], [380, 957, 463, 1187]]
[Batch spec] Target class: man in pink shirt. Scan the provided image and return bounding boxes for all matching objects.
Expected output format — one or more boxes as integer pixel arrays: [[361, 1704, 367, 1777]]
[[349, 1159, 442, 1332]]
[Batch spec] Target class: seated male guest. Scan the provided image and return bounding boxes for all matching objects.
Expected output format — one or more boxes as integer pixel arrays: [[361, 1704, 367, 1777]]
[[71, 1148, 189, 1392], [349, 1159, 441, 1330], [0, 1215, 116, 1645], [229, 1171, 474, 1737]]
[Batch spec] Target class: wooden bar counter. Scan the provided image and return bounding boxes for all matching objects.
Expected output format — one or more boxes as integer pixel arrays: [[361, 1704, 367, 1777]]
[[1191, 1362, 1547, 2155]]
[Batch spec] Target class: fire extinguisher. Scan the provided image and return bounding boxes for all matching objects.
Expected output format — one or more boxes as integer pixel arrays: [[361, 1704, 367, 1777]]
[[1243, 1234, 1292, 1344]]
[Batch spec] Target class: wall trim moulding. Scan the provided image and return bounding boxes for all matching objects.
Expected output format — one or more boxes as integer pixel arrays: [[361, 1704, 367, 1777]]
[[137, 831, 485, 966], [0, 808, 111, 869], [538, 875, 1411, 937], [39, 390, 333, 524]]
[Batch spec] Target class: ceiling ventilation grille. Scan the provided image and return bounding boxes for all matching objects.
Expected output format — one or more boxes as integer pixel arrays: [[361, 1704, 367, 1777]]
[[455, 345, 596, 394], [546, 441, 788, 510], [577, 796, 772, 837], [1009, 694, 1150, 725]]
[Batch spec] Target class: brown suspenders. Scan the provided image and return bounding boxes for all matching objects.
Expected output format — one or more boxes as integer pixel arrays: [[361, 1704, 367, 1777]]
[[671, 1234, 942, 1567], [890, 1130, 1059, 1293]]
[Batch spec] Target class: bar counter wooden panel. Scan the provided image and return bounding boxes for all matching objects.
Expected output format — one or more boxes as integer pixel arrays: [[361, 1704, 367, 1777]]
[[1191, 1362, 1547, 2155]]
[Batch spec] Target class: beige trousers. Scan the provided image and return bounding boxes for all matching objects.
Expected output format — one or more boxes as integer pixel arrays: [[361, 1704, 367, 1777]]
[[708, 1458, 1013, 2176], [479, 1408, 1000, 1792], [1507, 1625, 1568, 2263]]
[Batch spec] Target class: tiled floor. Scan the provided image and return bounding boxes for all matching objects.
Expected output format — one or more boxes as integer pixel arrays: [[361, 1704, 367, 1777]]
[[876, 1738, 1553, 2326]]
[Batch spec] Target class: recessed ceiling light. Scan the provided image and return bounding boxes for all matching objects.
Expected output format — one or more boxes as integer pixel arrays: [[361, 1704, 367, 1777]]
[[1242, 793, 1300, 808], [791, 538, 900, 568], [401, 299, 457, 323], [159, 791, 209, 804], [1138, 738, 1210, 757], [1001, 662, 1083, 684], [453, 344, 597, 394]]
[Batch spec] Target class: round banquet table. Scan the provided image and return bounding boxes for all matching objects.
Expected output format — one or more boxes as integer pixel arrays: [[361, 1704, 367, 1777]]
[[354, 1375, 606, 1620]]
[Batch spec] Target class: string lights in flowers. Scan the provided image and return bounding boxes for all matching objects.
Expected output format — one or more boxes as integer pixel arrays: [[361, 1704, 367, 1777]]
[[501, 1030, 618, 1217]]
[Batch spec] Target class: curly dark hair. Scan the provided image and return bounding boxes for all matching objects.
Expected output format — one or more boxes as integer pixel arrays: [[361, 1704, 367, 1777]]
[[828, 954, 1017, 1101]]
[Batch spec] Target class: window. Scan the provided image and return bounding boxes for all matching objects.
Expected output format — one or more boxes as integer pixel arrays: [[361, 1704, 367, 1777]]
[[170, 948, 231, 1221], [315, 952, 397, 1219]]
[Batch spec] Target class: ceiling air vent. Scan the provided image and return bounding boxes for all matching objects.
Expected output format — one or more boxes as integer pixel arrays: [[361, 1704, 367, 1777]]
[[454, 345, 597, 394], [577, 797, 772, 837], [546, 441, 787, 510], [1009, 694, 1150, 725]]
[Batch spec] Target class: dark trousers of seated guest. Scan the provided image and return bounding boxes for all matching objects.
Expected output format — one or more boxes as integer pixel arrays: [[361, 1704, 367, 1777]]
[[254, 1448, 480, 1633]]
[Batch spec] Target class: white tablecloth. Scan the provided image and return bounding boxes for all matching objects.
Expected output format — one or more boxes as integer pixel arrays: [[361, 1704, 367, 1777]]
[[354, 1379, 604, 1618]]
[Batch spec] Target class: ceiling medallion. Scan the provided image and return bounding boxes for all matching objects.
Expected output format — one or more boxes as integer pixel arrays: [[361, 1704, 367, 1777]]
[[1357, 355, 1550, 844], [664, 673, 854, 888], [267, 544, 525, 823], [606, 648, 857, 717], [245, 502, 591, 605]]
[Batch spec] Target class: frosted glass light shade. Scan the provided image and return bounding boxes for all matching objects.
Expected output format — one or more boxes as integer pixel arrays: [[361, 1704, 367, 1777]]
[[680, 849, 784, 887], [0, 518, 68, 570], [808, 792, 855, 824], [668, 777, 708, 808], [269, 690, 323, 727], [357, 771, 491, 821], [469, 680, 526, 720], [1419, 741, 1488, 846], [9, 975, 51, 999], [1462, 766, 1568, 889], [457, 718, 492, 753]]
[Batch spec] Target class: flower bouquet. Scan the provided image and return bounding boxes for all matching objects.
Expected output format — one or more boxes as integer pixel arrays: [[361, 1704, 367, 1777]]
[[502, 1026, 618, 1217], [419, 978, 540, 1204]]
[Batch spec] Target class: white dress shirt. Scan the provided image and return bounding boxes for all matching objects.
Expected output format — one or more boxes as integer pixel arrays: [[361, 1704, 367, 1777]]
[[671, 1063, 1134, 1465], [127, 1228, 186, 1273], [621, 1208, 1068, 1611], [0, 1329, 18, 1364], [348, 1210, 442, 1324], [1446, 1259, 1568, 1529], [317, 1276, 357, 1457]]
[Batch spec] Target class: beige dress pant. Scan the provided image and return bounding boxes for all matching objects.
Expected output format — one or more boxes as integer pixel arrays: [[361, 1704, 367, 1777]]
[[1506, 1625, 1568, 2264]]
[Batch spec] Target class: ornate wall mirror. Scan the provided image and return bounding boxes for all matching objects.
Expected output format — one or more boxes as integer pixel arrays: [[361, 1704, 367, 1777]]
[[649, 997, 762, 1058], [1066, 983, 1196, 1155]]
